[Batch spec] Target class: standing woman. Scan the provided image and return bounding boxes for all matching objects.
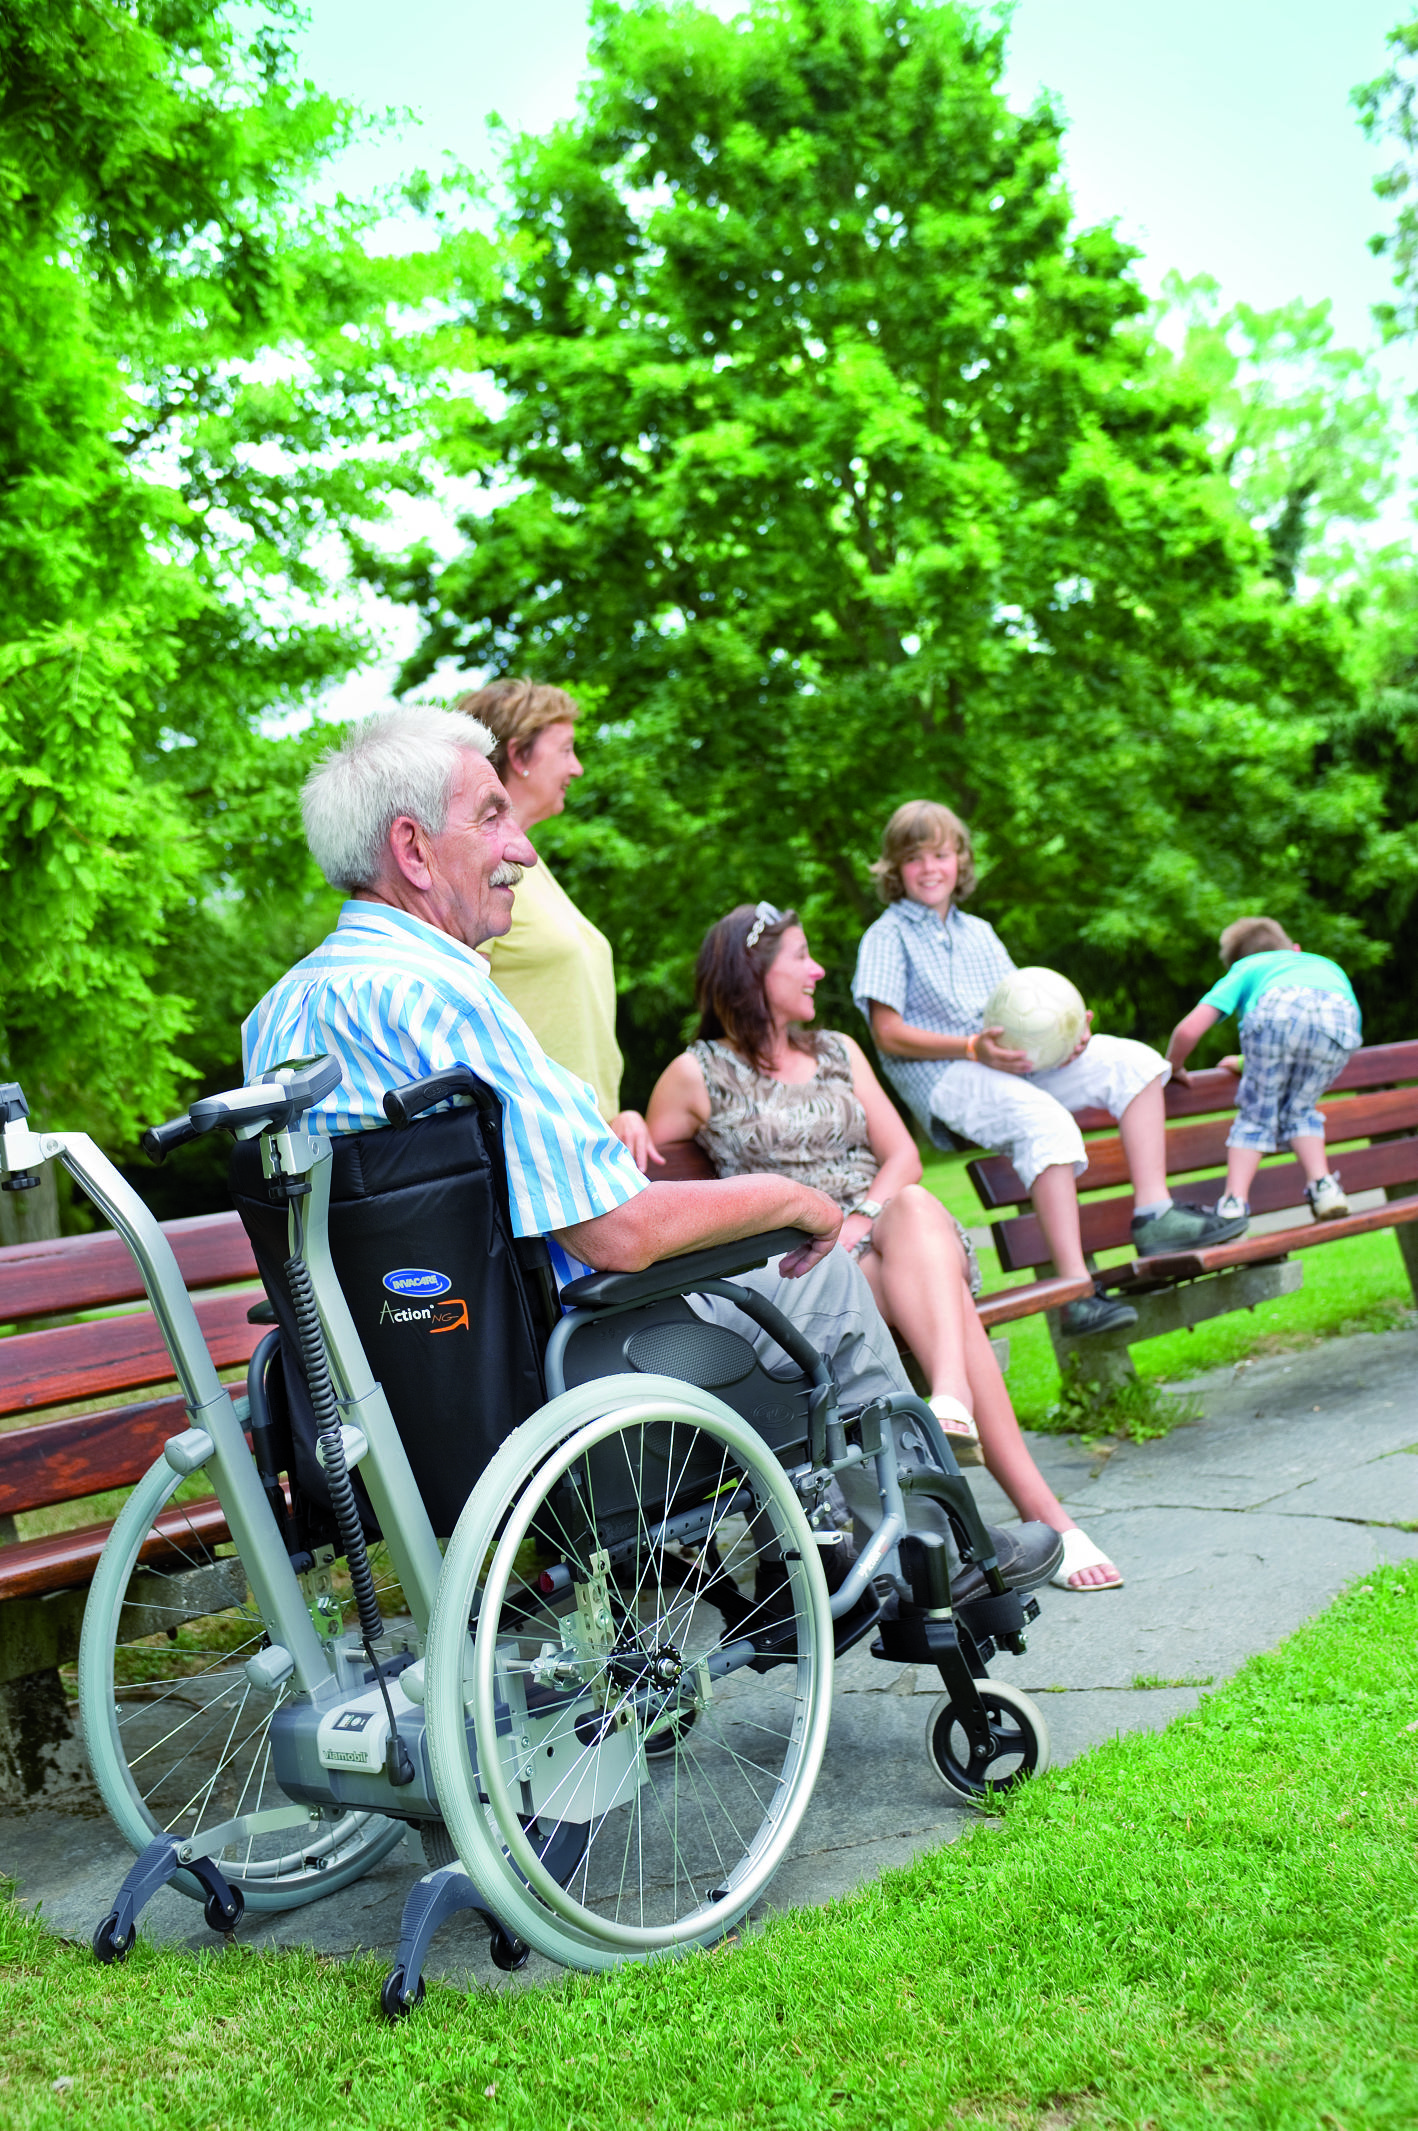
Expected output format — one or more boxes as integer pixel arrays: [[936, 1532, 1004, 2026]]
[[646, 904, 1121, 1591], [453, 678, 659, 1171]]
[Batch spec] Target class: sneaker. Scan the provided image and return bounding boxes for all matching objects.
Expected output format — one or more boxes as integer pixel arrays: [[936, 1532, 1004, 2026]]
[[1212, 1192, 1249, 1221], [1306, 1173, 1349, 1221], [1130, 1201, 1248, 1256], [1060, 1289, 1138, 1337]]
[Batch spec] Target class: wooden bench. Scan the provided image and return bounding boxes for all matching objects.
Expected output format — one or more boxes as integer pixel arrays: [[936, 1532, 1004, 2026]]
[[964, 1040, 1418, 1390], [0, 1212, 265, 1806]]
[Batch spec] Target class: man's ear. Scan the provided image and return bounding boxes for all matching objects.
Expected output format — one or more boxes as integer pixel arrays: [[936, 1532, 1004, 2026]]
[[388, 815, 435, 891]]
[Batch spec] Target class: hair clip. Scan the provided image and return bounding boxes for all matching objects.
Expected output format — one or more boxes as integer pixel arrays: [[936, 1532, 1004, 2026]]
[[743, 901, 784, 952]]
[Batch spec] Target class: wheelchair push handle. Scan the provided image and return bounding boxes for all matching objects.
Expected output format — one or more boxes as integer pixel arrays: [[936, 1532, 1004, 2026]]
[[140, 1115, 203, 1164], [383, 1065, 498, 1128], [142, 1055, 343, 1163]]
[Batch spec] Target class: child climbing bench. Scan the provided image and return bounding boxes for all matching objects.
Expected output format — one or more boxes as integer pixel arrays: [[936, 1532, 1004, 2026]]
[[964, 1041, 1418, 1389]]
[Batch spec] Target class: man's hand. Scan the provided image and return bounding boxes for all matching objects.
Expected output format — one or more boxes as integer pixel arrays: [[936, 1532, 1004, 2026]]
[[977, 1025, 1033, 1075], [609, 1109, 664, 1174], [778, 1220, 842, 1277]]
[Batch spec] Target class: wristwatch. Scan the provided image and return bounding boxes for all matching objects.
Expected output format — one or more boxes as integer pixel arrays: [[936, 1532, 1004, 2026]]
[[848, 1199, 883, 1222]]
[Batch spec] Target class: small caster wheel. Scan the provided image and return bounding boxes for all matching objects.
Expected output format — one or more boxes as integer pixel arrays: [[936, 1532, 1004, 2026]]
[[380, 1966, 425, 2020], [644, 1708, 696, 1759], [488, 1925, 531, 1973], [203, 1885, 245, 1935], [926, 1680, 1050, 1803], [92, 1912, 136, 1965]]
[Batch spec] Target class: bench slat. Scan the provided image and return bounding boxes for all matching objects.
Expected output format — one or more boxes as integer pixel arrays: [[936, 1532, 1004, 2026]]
[[972, 1084, 1418, 1210], [991, 1136, 1418, 1272], [0, 1496, 231, 1603], [0, 1211, 256, 1328], [0, 1394, 190, 1518], [974, 1275, 1094, 1329], [0, 1292, 264, 1419], [1066, 1039, 1418, 1134], [1109, 1192, 1418, 1286]]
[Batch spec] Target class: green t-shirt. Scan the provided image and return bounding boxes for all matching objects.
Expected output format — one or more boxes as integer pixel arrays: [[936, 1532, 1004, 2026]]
[[1200, 950, 1358, 1027]]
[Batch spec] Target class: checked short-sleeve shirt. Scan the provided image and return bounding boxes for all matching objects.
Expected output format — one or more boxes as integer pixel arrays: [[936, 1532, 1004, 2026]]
[[241, 900, 647, 1289], [851, 899, 1015, 1130]]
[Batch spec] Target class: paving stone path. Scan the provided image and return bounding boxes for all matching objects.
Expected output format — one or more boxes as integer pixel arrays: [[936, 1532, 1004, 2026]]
[[5, 1328, 1416, 1996]]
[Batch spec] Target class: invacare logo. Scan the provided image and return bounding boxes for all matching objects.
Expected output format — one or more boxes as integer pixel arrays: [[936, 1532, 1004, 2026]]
[[382, 1268, 451, 1298]]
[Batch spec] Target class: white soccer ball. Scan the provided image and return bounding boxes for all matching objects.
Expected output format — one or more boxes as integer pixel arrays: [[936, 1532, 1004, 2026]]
[[983, 967, 1088, 1073]]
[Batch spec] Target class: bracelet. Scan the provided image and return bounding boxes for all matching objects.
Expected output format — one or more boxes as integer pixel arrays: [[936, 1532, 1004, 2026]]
[[964, 1032, 980, 1062]]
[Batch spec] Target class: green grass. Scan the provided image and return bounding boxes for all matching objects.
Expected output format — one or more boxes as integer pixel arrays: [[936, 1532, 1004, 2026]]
[[4, 1567, 1417, 2130], [922, 1152, 1417, 1431]]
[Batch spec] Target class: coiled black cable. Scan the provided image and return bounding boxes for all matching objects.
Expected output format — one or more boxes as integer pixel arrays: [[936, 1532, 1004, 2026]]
[[285, 1204, 413, 1784]]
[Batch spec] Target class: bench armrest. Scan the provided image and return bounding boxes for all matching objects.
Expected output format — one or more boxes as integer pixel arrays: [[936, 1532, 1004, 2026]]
[[559, 1228, 812, 1311]]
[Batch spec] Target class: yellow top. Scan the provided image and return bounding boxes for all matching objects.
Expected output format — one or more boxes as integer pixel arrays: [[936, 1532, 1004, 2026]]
[[482, 854, 624, 1118]]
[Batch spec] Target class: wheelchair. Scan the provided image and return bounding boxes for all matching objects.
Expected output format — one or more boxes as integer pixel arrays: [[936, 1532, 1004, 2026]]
[[0, 1056, 1051, 2007]]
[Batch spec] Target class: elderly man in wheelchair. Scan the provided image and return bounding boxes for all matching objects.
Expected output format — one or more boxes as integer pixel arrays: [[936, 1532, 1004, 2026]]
[[53, 706, 1061, 2011]]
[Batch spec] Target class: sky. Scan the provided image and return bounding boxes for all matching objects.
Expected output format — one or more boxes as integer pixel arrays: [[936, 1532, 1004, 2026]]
[[290, 0, 1415, 710]]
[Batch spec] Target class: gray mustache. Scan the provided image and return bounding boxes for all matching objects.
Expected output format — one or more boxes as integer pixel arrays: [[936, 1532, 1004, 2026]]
[[489, 861, 525, 889]]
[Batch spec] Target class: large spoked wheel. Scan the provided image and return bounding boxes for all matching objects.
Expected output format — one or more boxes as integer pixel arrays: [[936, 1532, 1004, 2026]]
[[925, 1680, 1050, 1804], [77, 1454, 404, 1912], [425, 1376, 833, 1971]]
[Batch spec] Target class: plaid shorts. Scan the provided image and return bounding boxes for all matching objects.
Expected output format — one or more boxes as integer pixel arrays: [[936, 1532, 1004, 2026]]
[[1229, 985, 1362, 1152]]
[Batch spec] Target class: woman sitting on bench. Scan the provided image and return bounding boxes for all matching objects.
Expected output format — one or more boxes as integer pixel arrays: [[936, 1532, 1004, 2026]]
[[646, 903, 1121, 1592]]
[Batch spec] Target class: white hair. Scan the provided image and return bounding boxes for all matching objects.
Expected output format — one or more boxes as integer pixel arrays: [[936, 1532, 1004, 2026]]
[[301, 705, 496, 892]]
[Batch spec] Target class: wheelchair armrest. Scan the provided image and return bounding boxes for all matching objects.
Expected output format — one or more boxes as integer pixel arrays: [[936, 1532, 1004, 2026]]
[[558, 1228, 813, 1311]]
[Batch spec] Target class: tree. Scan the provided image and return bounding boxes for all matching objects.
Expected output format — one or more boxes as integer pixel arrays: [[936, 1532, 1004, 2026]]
[[1356, 13, 1418, 338], [0, 0, 488, 1147], [379, 0, 1389, 1097], [1154, 273, 1396, 593]]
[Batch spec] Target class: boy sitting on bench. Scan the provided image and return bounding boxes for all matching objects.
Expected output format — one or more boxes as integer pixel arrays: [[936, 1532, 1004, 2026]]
[[1165, 917, 1362, 1222], [853, 800, 1249, 1338]]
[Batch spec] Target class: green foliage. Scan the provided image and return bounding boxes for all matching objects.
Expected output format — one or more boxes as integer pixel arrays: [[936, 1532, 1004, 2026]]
[[381, 0, 1397, 1101], [1355, 13, 1418, 338], [0, 0, 488, 1141], [1042, 1357, 1203, 1445], [1156, 272, 1397, 592]]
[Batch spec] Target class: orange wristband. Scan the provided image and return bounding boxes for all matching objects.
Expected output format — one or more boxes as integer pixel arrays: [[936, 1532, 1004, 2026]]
[[964, 1032, 979, 1062]]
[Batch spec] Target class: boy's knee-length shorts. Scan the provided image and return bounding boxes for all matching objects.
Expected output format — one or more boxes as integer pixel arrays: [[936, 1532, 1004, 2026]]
[[925, 1034, 1169, 1190], [1229, 986, 1361, 1153]]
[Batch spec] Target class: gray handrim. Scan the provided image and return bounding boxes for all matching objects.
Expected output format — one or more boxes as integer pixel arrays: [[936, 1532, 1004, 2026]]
[[425, 1375, 833, 1970], [78, 1453, 404, 1912]]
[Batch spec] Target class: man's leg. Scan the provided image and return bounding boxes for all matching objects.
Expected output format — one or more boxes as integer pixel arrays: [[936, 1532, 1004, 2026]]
[[687, 1247, 912, 1404], [687, 1253, 1061, 1584]]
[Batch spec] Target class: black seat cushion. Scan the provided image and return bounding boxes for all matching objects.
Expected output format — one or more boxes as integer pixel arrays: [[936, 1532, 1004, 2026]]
[[558, 1294, 812, 1497], [231, 1106, 549, 1539]]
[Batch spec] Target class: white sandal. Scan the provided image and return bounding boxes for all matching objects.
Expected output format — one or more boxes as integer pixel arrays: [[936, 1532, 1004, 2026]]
[[928, 1394, 983, 1468], [1050, 1526, 1123, 1591]]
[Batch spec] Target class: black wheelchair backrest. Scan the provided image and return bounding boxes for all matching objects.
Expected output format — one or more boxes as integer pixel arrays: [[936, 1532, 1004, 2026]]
[[231, 1103, 553, 1538]]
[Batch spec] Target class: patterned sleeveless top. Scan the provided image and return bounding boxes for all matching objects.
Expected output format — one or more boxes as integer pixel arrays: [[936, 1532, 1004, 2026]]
[[690, 1033, 878, 1213]]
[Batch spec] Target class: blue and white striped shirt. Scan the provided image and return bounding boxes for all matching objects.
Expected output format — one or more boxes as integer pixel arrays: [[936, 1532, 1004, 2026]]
[[852, 898, 1015, 1133], [242, 902, 646, 1286]]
